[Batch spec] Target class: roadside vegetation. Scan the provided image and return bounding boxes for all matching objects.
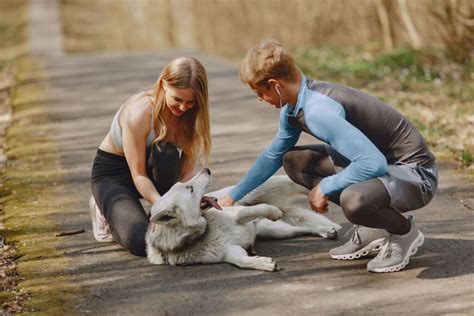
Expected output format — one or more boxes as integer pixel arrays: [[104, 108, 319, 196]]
[[2, 0, 82, 313], [294, 45, 473, 169], [58, 1, 473, 171], [0, 1, 30, 314]]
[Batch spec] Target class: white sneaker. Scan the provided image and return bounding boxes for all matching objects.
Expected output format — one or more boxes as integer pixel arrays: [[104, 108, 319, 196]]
[[89, 196, 114, 243], [367, 216, 424, 273], [329, 225, 385, 260]]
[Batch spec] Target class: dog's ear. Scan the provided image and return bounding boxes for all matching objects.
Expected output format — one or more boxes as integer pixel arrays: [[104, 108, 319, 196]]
[[150, 205, 180, 225]]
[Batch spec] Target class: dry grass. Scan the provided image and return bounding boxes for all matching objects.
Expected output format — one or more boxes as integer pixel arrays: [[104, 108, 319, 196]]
[[295, 46, 473, 168], [59, 0, 473, 60], [60, 0, 172, 52], [0, 0, 28, 67]]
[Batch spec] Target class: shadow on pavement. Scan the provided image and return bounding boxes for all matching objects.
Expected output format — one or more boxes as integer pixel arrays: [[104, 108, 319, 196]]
[[415, 237, 474, 279]]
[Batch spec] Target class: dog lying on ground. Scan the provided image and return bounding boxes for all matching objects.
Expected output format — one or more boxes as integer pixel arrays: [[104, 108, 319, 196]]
[[145, 169, 341, 271]]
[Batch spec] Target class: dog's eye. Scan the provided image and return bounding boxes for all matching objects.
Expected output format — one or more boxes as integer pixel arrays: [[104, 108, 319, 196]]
[[185, 185, 194, 193]]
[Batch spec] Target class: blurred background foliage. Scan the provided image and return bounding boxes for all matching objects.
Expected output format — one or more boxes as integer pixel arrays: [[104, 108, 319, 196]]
[[1, 0, 473, 168]]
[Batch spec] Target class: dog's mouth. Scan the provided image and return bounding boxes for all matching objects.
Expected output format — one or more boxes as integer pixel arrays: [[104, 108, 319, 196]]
[[200, 196, 222, 211]]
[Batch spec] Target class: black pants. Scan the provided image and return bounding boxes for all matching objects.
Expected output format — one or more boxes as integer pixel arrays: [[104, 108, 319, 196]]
[[91, 142, 183, 256], [282, 144, 438, 235]]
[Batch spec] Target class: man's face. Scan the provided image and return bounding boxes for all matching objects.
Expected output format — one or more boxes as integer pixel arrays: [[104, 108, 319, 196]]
[[250, 83, 282, 109]]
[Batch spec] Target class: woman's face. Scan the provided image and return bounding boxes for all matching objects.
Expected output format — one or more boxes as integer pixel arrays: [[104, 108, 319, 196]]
[[163, 83, 196, 117]]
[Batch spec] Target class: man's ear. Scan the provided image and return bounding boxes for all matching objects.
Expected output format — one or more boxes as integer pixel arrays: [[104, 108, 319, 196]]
[[267, 78, 282, 88], [150, 206, 180, 224]]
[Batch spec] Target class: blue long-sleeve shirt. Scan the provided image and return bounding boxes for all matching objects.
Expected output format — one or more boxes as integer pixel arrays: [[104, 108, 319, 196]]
[[230, 76, 435, 202]]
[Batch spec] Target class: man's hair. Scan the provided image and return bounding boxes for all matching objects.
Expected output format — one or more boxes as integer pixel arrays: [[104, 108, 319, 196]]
[[240, 38, 299, 88]]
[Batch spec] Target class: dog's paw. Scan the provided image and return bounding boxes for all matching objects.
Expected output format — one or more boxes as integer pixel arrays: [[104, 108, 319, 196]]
[[148, 253, 165, 265], [254, 256, 277, 272], [320, 227, 338, 240], [267, 208, 284, 221]]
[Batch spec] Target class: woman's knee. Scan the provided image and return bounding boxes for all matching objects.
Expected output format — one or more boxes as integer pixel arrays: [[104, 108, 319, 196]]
[[114, 224, 147, 257], [150, 142, 181, 167], [149, 141, 182, 194]]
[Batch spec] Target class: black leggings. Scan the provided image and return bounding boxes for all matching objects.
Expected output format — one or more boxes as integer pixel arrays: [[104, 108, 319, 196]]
[[282, 144, 436, 235], [91, 142, 183, 256]]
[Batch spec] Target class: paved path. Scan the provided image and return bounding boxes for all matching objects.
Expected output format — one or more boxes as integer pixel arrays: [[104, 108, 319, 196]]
[[16, 0, 474, 314]]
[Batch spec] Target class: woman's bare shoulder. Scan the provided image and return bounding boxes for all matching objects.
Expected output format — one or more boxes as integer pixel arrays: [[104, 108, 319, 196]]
[[121, 92, 153, 129]]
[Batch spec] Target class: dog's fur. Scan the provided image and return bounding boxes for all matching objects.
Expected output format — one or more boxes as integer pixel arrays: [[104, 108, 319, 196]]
[[145, 169, 341, 271]]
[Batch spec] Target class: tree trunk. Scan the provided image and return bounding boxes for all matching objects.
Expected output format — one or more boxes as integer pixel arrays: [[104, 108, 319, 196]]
[[398, 0, 422, 49], [373, 0, 393, 50]]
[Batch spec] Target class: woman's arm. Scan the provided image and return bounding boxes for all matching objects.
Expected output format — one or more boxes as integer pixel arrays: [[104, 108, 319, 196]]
[[121, 98, 161, 204], [179, 155, 195, 182]]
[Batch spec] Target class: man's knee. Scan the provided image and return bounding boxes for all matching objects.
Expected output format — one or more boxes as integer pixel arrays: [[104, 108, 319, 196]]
[[282, 150, 309, 188], [340, 187, 370, 223], [283, 151, 300, 181], [282, 150, 298, 173]]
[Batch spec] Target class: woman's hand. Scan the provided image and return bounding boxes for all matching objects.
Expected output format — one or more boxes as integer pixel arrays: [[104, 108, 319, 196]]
[[218, 195, 235, 207], [308, 184, 329, 213]]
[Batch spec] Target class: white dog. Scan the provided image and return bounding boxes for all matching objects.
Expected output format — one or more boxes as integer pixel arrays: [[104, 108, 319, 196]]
[[145, 169, 341, 271]]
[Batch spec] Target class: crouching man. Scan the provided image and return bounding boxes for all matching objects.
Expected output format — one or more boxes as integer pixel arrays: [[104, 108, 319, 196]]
[[219, 39, 438, 273]]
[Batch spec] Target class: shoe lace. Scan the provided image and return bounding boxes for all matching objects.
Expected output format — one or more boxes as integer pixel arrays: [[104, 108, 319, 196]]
[[380, 235, 393, 259], [343, 225, 361, 245]]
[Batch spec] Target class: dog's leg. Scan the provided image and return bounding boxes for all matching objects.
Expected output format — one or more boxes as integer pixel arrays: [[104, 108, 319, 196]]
[[147, 242, 165, 265], [281, 207, 341, 239], [235, 204, 283, 225], [256, 218, 337, 239], [224, 245, 276, 272]]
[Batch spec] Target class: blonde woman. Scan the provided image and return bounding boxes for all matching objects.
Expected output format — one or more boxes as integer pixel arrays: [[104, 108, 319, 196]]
[[90, 57, 211, 256]]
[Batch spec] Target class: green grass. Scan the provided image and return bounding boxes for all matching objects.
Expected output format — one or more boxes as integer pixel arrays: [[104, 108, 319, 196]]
[[1, 59, 81, 314], [1, 1, 81, 313]]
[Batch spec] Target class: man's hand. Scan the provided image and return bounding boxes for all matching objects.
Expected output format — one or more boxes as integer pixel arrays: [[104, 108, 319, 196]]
[[308, 184, 329, 213], [218, 195, 235, 207]]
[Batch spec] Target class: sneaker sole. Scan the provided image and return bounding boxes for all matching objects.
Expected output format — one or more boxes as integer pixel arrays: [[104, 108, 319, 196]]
[[330, 238, 385, 260], [368, 231, 424, 273]]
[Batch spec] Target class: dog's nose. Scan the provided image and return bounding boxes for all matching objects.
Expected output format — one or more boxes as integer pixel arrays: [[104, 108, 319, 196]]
[[204, 168, 211, 175]]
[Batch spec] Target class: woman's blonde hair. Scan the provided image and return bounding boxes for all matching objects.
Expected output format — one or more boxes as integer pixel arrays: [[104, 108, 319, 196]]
[[240, 38, 299, 88], [150, 57, 211, 164]]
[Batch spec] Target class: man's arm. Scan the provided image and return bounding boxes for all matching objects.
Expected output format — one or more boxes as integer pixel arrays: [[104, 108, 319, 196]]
[[227, 109, 301, 204], [305, 106, 387, 196]]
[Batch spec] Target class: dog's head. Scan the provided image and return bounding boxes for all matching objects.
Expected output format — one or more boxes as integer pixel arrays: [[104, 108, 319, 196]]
[[150, 168, 212, 227]]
